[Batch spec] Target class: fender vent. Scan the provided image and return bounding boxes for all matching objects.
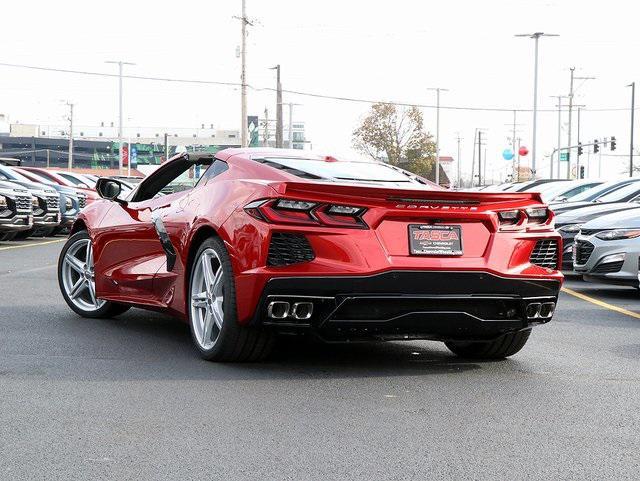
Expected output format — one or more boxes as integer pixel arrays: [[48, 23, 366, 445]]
[[267, 233, 315, 267], [530, 239, 558, 269]]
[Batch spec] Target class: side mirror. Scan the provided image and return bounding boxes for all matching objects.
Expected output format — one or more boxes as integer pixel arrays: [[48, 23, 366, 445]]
[[96, 178, 126, 203]]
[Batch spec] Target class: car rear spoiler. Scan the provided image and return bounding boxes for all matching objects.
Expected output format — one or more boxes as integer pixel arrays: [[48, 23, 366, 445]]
[[269, 181, 545, 206]]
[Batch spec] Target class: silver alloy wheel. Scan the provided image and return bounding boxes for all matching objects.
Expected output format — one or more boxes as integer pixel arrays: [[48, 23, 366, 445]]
[[190, 248, 225, 350], [61, 238, 106, 312]]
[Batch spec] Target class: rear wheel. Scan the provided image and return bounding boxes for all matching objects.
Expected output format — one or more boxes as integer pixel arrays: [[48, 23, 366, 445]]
[[188, 236, 274, 362], [58, 231, 130, 318], [445, 330, 531, 359]]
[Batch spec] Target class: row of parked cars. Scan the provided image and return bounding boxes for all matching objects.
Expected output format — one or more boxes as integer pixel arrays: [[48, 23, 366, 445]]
[[0, 160, 139, 241], [479, 177, 640, 289]]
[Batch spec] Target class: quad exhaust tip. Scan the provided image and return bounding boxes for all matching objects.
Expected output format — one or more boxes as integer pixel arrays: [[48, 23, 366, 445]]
[[267, 301, 290, 319], [267, 300, 314, 320], [526, 301, 555, 320]]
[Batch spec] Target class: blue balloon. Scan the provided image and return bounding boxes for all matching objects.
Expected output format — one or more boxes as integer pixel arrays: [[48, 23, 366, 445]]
[[502, 148, 514, 160]]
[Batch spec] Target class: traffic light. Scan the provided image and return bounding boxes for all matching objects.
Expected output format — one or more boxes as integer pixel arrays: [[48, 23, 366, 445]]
[[593, 140, 600, 154], [577, 142, 583, 156], [611, 136, 617, 151], [579, 166, 585, 179]]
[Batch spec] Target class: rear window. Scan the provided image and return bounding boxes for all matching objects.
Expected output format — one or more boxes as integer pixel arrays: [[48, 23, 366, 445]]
[[255, 156, 422, 183]]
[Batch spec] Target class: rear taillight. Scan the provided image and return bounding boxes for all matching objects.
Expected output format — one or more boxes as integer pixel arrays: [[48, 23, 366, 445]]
[[498, 209, 521, 225], [244, 198, 368, 228], [525, 207, 550, 223]]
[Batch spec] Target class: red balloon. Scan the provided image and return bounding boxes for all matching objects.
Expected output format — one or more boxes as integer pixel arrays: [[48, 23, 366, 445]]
[[518, 146, 529, 156]]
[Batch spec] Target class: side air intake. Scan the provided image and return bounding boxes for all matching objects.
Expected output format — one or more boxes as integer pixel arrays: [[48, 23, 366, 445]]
[[530, 239, 558, 269], [267, 233, 315, 267]]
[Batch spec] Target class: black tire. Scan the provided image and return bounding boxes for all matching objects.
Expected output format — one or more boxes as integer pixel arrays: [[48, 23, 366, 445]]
[[188, 236, 275, 362], [58, 230, 131, 319], [445, 329, 531, 359]]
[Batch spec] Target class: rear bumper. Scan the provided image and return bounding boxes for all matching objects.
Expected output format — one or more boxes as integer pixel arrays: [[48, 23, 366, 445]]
[[252, 271, 560, 341]]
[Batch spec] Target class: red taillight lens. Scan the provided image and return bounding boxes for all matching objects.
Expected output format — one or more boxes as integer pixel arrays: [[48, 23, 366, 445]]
[[498, 209, 521, 225], [525, 207, 550, 224], [244, 199, 368, 228]]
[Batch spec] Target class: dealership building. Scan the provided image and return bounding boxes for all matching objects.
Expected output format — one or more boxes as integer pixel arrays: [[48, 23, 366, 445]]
[[0, 119, 308, 171]]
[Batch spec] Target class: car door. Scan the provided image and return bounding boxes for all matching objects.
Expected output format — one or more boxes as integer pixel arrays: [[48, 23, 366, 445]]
[[93, 155, 211, 304]]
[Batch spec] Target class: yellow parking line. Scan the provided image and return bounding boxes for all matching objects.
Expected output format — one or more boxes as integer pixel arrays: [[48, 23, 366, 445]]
[[562, 286, 640, 320], [0, 239, 65, 251]]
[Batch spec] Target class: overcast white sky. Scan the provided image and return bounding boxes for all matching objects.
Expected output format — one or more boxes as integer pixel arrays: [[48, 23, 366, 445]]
[[1, 0, 639, 182]]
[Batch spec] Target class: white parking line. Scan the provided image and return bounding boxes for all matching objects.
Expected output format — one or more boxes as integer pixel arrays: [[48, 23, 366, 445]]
[[0, 239, 65, 252], [562, 287, 640, 320]]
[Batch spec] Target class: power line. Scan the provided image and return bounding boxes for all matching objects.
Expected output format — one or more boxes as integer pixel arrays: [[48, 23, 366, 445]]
[[0, 61, 633, 114]]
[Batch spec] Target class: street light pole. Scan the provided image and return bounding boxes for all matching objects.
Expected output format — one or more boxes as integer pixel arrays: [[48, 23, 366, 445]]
[[632, 83, 636, 176], [240, 0, 248, 148], [515, 32, 559, 179], [270, 65, 283, 148], [427, 87, 449, 186], [105, 60, 135, 173]]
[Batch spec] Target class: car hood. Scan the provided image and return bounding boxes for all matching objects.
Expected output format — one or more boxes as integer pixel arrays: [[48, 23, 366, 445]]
[[0, 180, 30, 193], [549, 201, 594, 214], [5, 180, 57, 197], [555, 203, 640, 225], [582, 207, 640, 230]]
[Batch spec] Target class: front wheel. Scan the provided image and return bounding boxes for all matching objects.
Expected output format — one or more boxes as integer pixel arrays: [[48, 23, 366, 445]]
[[188, 237, 274, 362], [58, 231, 130, 318], [445, 330, 531, 359]]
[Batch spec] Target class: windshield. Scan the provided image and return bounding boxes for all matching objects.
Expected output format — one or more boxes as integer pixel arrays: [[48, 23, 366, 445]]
[[569, 181, 636, 202], [596, 182, 640, 202], [0, 167, 33, 183], [58, 172, 91, 188], [18, 169, 57, 185], [257, 157, 423, 184]]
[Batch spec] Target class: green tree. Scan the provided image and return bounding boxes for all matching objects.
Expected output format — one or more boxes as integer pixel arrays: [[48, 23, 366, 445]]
[[352, 102, 436, 177]]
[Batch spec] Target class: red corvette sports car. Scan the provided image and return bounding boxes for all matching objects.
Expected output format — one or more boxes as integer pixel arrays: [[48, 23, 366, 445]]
[[58, 148, 562, 362]]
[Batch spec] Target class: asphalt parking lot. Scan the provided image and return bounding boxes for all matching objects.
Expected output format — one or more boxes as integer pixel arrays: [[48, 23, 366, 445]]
[[1, 238, 639, 480]]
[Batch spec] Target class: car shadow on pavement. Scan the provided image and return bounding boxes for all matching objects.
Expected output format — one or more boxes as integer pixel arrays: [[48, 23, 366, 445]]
[[2, 306, 490, 382]]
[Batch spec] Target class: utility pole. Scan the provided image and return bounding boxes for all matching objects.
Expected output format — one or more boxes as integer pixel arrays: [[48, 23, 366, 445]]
[[628, 82, 635, 177], [287, 102, 301, 148], [471, 128, 477, 188], [66, 102, 74, 169], [455, 133, 462, 188], [105, 60, 135, 173], [566, 67, 575, 179], [516, 138, 522, 181], [515, 32, 559, 178], [238, 0, 251, 148], [566, 70, 595, 178], [477, 130, 483, 186], [270, 65, 283, 148], [427, 87, 449, 186], [576, 107, 582, 178], [505, 111, 523, 182], [551, 95, 567, 179]]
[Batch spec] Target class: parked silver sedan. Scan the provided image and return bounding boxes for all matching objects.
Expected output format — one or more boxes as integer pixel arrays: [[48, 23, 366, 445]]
[[573, 208, 640, 288]]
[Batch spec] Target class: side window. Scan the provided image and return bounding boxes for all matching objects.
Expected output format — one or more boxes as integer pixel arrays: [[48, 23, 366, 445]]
[[133, 156, 213, 202], [198, 160, 229, 185]]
